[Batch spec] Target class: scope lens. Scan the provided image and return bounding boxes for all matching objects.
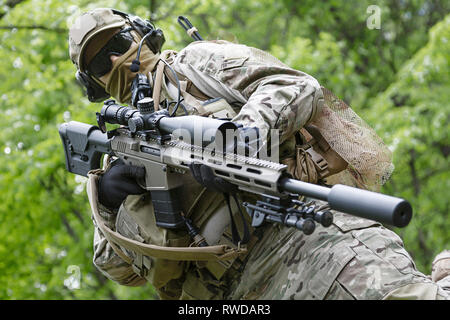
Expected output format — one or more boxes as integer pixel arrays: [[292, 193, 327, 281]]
[[101, 104, 138, 126]]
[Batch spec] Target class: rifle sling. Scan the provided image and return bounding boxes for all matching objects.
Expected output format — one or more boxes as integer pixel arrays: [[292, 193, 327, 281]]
[[87, 171, 247, 262]]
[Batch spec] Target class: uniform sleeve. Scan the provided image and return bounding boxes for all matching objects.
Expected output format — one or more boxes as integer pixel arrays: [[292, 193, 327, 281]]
[[173, 40, 324, 145], [436, 275, 450, 297], [230, 62, 324, 145]]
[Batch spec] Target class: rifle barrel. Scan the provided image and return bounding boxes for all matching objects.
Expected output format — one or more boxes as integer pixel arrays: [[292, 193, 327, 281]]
[[278, 177, 412, 228]]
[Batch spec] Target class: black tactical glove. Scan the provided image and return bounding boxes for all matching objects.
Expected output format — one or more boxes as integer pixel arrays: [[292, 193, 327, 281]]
[[98, 159, 147, 210], [189, 162, 238, 194]]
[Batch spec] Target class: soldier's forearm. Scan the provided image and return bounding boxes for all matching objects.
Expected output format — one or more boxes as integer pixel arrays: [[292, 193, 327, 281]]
[[233, 79, 322, 145]]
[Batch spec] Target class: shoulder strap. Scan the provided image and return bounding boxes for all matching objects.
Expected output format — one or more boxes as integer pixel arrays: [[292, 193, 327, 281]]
[[164, 67, 211, 102], [86, 171, 247, 262], [151, 50, 211, 115], [160, 49, 210, 101]]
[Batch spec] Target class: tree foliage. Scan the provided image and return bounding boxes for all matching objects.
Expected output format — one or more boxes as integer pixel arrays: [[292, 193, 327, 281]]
[[0, 0, 448, 299], [366, 15, 450, 272]]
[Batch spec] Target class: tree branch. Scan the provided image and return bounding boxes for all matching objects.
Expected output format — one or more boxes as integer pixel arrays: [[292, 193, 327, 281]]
[[420, 167, 448, 183], [92, 268, 119, 300], [61, 215, 79, 242], [418, 228, 432, 260], [0, 25, 67, 33], [71, 208, 86, 226], [0, 0, 28, 19], [408, 148, 420, 197]]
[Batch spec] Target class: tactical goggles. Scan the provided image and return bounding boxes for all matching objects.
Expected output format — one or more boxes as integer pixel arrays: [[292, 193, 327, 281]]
[[86, 28, 134, 78]]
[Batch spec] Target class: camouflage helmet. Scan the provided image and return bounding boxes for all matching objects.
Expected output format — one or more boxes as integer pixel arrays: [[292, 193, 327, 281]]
[[69, 8, 127, 72]]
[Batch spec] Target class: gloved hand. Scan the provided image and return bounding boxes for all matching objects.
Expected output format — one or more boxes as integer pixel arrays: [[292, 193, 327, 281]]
[[98, 159, 147, 209], [189, 162, 237, 194]]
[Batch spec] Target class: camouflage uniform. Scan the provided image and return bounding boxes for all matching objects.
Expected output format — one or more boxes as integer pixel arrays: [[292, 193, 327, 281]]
[[69, 9, 450, 300]]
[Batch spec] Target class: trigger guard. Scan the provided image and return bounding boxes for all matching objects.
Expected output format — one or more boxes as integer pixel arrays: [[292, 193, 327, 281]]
[[137, 176, 147, 190]]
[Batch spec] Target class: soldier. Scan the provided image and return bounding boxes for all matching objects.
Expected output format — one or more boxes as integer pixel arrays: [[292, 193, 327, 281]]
[[68, 8, 449, 300]]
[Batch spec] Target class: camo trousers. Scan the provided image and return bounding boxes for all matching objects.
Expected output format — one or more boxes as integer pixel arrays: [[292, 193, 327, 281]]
[[223, 210, 450, 300]]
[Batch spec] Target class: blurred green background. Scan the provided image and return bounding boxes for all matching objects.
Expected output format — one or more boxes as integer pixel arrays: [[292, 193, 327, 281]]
[[0, 0, 448, 299]]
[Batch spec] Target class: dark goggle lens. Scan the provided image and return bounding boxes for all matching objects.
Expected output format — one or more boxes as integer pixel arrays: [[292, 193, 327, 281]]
[[87, 29, 134, 78]]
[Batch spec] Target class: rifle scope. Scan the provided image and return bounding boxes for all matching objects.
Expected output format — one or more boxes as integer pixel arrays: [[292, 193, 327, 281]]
[[99, 100, 238, 146]]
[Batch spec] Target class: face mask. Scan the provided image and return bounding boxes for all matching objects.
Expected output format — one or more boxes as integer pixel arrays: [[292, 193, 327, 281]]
[[103, 41, 160, 104]]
